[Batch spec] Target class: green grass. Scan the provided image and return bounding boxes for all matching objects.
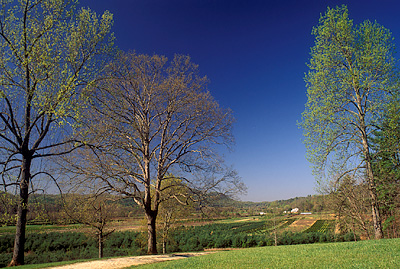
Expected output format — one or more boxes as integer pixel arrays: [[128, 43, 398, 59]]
[[133, 238, 400, 268], [0, 224, 84, 234], [4, 258, 96, 269], [215, 217, 258, 224], [303, 220, 335, 233]]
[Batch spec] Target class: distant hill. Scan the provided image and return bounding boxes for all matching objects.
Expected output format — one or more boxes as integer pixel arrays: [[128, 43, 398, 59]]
[[203, 192, 328, 215], [1, 191, 328, 226]]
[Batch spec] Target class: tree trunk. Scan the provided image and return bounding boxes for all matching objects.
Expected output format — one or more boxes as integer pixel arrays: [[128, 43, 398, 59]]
[[146, 209, 157, 254], [362, 139, 384, 239], [358, 110, 384, 240], [98, 231, 103, 258], [9, 156, 31, 266], [392, 208, 397, 238], [369, 186, 384, 239]]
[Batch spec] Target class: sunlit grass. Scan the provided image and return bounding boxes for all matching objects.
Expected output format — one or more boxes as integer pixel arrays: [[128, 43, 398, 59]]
[[0, 224, 84, 234], [4, 258, 96, 269], [134, 238, 400, 268]]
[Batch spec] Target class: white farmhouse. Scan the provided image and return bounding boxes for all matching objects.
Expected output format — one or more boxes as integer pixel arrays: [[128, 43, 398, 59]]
[[291, 208, 299, 213]]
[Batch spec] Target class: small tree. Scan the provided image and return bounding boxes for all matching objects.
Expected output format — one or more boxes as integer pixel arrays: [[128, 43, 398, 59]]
[[63, 193, 117, 258], [71, 52, 244, 254], [301, 5, 400, 239], [157, 176, 193, 254], [327, 175, 371, 239], [0, 0, 114, 265]]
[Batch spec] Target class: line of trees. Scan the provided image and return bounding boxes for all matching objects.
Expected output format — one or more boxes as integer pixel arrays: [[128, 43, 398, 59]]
[[301, 5, 400, 239], [0, 0, 244, 266]]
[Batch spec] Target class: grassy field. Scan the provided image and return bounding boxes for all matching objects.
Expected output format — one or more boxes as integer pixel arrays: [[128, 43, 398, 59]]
[[0, 218, 143, 235], [0, 214, 332, 235], [3, 259, 96, 269], [0, 224, 84, 234], [134, 238, 400, 268]]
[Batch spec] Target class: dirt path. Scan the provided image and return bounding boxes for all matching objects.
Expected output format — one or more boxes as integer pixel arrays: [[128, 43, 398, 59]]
[[49, 252, 216, 269]]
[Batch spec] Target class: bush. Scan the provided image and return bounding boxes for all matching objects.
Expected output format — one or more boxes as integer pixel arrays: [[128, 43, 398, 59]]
[[0, 231, 142, 266], [166, 221, 360, 253], [0, 253, 12, 268]]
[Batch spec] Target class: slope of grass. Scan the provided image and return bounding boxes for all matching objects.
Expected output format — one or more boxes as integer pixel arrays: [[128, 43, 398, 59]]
[[134, 238, 400, 268]]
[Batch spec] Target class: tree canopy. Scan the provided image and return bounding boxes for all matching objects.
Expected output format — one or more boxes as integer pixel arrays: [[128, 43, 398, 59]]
[[301, 5, 400, 239], [67, 52, 244, 254], [0, 0, 114, 265]]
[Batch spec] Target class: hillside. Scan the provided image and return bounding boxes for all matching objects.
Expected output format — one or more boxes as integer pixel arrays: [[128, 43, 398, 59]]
[[1, 192, 328, 227]]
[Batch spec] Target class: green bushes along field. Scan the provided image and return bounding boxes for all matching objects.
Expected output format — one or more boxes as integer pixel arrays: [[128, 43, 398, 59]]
[[0, 218, 356, 267], [0, 231, 142, 267]]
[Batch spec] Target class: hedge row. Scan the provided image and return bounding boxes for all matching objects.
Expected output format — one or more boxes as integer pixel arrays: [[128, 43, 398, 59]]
[[165, 223, 358, 253], [0, 231, 142, 267]]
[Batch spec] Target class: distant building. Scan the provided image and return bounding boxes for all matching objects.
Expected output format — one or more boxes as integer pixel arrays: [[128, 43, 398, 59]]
[[291, 208, 299, 213], [301, 212, 312, 215], [260, 212, 266, 215]]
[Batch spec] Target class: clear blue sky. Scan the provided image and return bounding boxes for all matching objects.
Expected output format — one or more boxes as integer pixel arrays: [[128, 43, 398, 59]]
[[80, 0, 400, 202]]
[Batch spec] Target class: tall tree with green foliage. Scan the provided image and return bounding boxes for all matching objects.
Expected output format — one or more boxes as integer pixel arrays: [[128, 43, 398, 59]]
[[0, 0, 113, 265], [301, 5, 399, 239], [370, 102, 400, 237]]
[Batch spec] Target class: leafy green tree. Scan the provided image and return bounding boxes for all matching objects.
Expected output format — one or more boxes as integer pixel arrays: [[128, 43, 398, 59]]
[[0, 0, 113, 265], [301, 5, 400, 239], [371, 103, 400, 237]]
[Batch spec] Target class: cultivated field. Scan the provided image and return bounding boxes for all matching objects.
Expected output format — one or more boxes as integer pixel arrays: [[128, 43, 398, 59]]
[[0, 213, 353, 267]]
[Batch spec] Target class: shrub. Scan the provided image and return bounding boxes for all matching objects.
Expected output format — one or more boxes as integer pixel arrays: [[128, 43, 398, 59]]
[[0, 231, 141, 266]]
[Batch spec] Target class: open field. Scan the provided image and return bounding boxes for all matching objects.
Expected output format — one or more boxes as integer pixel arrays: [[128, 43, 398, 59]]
[[0, 213, 331, 235], [133, 238, 400, 268], [288, 217, 317, 233], [0, 213, 349, 267], [0, 219, 143, 235], [0, 224, 84, 234]]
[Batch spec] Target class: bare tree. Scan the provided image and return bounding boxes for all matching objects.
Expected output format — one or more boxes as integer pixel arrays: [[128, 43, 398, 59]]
[[70, 52, 244, 254], [328, 175, 372, 239]]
